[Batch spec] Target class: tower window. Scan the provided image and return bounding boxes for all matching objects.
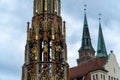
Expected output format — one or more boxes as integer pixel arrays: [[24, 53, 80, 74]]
[[96, 74, 98, 80], [101, 74, 102, 79], [103, 75, 105, 80], [111, 77, 113, 80], [108, 76, 110, 80]]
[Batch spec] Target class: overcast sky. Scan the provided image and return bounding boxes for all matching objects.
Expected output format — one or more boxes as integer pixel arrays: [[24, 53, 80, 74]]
[[0, 0, 120, 80]]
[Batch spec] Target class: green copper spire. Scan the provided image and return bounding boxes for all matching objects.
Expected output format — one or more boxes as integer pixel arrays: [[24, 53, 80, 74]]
[[97, 16, 107, 57], [83, 5, 88, 28], [84, 12, 88, 28], [77, 5, 95, 65], [78, 9, 95, 53]]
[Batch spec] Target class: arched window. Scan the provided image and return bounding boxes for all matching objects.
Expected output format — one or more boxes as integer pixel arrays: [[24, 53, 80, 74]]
[[101, 74, 102, 79], [96, 74, 98, 80], [103, 75, 105, 80], [111, 77, 113, 80], [93, 75, 95, 80], [48, 0, 51, 13], [108, 76, 110, 80]]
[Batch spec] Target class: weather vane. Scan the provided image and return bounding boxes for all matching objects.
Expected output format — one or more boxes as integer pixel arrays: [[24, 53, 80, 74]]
[[99, 13, 102, 21], [84, 4, 87, 13]]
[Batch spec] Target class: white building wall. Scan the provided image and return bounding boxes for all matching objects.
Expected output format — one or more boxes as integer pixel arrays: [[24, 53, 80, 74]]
[[104, 52, 120, 80], [90, 70, 107, 80], [90, 53, 120, 80]]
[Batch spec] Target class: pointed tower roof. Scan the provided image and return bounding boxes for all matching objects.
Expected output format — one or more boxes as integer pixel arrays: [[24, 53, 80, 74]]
[[78, 7, 95, 53], [84, 13, 88, 28], [97, 15, 107, 57]]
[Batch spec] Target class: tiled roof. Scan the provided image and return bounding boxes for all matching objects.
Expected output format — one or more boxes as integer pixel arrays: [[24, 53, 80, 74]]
[[69, 57, 107, 79], [85, 73, 91, 80]]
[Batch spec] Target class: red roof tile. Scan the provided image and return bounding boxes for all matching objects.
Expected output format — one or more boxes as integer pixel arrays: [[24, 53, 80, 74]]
[[85, 73, 91, 80], [69, 57, 107, 79]]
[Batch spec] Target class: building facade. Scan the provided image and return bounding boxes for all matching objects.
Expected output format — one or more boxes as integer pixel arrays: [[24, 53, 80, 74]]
[[22, 0, 69, 80], [90, 52, 120, 80]]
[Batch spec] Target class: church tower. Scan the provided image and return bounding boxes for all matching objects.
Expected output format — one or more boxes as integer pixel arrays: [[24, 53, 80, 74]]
[[22, 0, 69, 80], [97, 16, 107, 58], [77, 6, 95, 65]]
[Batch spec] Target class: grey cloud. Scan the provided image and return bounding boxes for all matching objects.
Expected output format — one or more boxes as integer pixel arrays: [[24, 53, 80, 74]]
[[0, 0, 31, 80]]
